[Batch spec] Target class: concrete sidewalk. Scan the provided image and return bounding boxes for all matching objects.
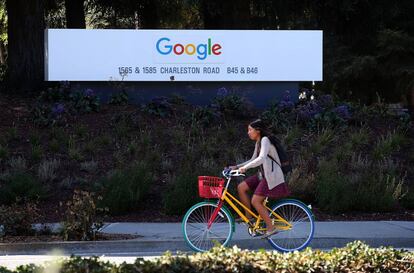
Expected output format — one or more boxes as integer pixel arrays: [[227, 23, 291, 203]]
[[1, 221, 413, 255]]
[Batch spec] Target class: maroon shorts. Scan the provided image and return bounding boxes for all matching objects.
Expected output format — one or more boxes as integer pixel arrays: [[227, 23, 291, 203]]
[[244, 174, 291, 199]]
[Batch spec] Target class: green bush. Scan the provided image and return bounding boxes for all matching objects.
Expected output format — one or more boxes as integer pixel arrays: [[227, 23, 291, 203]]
[[0, 172, 46, 205], [1, 241, 413, 273], [30, 144, 43, 162], [0, 202, 39, 236], [186, 106, 221, 127], [212, 94, 252, 118], [98, 161, 153, 215], [61, 190, 107, 241], [164, 171, 201, 215], [109, 90, 129, 105], [0, 144, 8, 160], [401, 187, 414, 209], [372, 130, 406, 160], [164, 157, 221, 215], [316, 157, 404, 213]]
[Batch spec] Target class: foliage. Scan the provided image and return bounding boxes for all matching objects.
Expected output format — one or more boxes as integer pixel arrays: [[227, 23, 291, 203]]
[[316, 156, 406, 213], [31, 83, 100, 127], [109, 90, 129, 105], [61, 190, 107, 241], [0, 171, 46, 205], [1, 241, 413, 273], [141, 96, 174, 117], [0, 202, 39, 236], [97, 161, 153, 215], [211, 89, 253, 118]]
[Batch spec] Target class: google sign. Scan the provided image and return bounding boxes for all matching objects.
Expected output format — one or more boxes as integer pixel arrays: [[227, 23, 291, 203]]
[[45, 29, 322, 81], [156, 37, 222, 60]]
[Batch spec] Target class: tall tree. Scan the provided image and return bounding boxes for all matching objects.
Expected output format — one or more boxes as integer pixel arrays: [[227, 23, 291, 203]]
[[65, 0, 85, 28], [0, 0, 7, 65], [4, 0, 45, 93], [202, 0, 251, 29]]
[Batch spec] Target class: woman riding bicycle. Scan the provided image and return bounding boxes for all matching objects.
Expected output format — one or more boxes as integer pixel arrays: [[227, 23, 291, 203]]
[[229, 119, 290, 237]]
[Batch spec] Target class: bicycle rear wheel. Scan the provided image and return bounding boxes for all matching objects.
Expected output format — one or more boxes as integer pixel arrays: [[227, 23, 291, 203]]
[[182, 201, 234, 252], [267, 199, 314, 252]]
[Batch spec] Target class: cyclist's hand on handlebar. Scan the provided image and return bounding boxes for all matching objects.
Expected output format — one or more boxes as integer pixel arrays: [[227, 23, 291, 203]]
[[238, 167, 246, 173]]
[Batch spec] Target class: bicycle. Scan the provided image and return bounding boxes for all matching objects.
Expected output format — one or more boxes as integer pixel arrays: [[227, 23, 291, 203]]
[[182, 168, 315, 252]]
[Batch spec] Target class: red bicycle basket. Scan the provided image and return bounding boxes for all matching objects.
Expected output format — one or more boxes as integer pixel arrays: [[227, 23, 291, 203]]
[[198, 176, 225, 198]]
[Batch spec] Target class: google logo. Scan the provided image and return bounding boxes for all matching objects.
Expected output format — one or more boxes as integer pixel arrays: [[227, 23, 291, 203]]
[[156, 37, 222, 60]]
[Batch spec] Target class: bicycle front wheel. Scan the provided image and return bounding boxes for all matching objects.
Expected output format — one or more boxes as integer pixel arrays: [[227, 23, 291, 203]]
[[267, 199, 315, 252], [182, 201, 234, 252]]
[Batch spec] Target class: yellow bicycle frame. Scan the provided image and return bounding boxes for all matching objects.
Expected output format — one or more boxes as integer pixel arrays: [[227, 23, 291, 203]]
[[220, 188, 292, 232]]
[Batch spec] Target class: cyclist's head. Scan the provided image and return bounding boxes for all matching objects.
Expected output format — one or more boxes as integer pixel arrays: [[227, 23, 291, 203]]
[[248, 119, 270, 141]]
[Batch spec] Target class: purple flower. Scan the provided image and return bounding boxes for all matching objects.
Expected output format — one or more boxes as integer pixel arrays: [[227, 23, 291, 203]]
[[278, 90, 295, 111], [217, 87, 228, 97], [318, 94, 334, 109], [297, 101, 323, 121], [84, 88, 95, 97], [333, 104, 351, 119], [51, 103, 65, 116]]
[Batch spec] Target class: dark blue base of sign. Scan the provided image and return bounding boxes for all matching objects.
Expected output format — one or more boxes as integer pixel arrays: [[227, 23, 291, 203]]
[[69, 82, 299, 109]]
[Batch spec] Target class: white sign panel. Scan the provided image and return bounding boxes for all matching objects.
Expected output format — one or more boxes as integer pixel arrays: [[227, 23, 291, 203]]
[[45, 29, 323, 81]]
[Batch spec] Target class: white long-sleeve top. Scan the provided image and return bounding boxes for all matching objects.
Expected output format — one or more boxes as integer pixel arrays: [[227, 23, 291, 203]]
[[236, 136, 285, 190]]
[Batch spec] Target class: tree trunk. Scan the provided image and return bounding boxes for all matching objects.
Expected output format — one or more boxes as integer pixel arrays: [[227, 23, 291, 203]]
[[5, 0, 45, 94], [0, 40, 5, 64], [65, 0, 86, 28]]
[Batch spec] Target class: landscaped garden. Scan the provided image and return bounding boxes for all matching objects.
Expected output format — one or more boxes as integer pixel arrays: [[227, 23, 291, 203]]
[[0, 82, 413, 241]]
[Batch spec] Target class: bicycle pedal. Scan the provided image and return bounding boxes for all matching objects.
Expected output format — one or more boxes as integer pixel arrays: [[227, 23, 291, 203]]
[[247, 227, 265, 237]]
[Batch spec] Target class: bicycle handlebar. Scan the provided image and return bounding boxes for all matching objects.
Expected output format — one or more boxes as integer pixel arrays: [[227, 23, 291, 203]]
[[222, 168, 246, 178]]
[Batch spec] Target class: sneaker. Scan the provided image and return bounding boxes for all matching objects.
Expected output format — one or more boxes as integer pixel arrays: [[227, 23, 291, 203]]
[[264, 229, 279, 238]]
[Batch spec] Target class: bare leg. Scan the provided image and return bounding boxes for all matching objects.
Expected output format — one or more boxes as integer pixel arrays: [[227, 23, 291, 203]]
[[251, 195, 274, 232], [237, 181, 252, 218]]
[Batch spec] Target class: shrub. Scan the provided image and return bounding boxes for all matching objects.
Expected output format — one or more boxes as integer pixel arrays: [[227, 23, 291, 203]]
[[109, 90, 129, 105], [186, 105, 221, 127], [97, 161, 153, 215], [70, 88, 100, 113], [2, 241, 413, 273], [372, 130, 406, 160], [68, 135, 83, 161], [80, 160, 98, 173], [7, 156, 27, 172], [141, 96, 173, 117], [287, 157, 316, 204], [260, 103, 293, 133], [401, 187, 414, 209], [211, 92, 252, 118], [37, 158, 60, 182], [30, 144, 43, 162], [0, 172, 46, 205], [6, 126, 18, 142], [349, 127, 370, 148], [0, 202, 40, 236], [164, 158, 221, 215], [164, 172, 200, 215], [31, 85, 100, 127], [0, 144, 8, 160], [316, 157, 405, 213], [48, 138, 60, 153], [61, 190, 107, 241]]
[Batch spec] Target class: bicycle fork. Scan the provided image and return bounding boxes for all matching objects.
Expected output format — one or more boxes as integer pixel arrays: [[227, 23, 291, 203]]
[[207, 200, 224, 229]]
